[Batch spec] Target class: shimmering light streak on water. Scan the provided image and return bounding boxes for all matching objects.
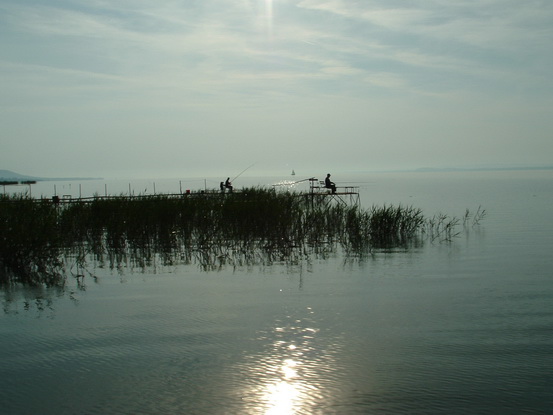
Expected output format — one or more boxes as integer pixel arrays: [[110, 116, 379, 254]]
[[271, 180, 298, 189], [233, 306, 349, 414]]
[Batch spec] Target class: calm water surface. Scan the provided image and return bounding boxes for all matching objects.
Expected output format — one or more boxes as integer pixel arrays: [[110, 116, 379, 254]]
[[2, 170, 553, 414]]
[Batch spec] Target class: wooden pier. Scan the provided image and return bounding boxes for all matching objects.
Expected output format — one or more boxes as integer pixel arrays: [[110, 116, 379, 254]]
[[304, 178, 360, 206], [3, 178, 360, 206]]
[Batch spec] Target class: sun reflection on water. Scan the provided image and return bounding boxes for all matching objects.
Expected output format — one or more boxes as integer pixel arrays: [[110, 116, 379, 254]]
[[238, 307, 342, 414], [262, 358, 305, 414], [272, 180, 298, 189]]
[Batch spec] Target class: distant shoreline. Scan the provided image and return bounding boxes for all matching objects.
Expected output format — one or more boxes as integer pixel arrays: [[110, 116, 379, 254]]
[[413, 165, 553, 173], [413, 166, 553, 173], [0, 170, 101, 182], [353, 165, 553, 175], [27, 177, 102, 182], [2, 165, 552, 182]]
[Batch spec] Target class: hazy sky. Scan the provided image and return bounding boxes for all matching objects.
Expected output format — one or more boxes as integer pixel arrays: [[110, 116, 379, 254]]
[[1, 0, 552, 178]]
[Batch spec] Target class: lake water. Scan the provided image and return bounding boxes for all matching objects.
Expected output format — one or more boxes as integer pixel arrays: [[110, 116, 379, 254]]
[[2, 170, 553, 414]]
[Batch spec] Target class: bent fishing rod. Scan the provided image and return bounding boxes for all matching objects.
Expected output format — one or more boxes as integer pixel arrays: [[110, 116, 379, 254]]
[[231, 163, 256, 183]]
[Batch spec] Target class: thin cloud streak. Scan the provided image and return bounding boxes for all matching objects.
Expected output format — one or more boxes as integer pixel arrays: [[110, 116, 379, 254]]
[[1, 0, 552, 177], [4, 0, 548, 99], [3, 1, 534, 94]]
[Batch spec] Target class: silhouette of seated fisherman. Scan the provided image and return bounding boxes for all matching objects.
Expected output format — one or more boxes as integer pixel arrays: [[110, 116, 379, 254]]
[[224, 177, 233, 192], [325, 173, 336, 194]]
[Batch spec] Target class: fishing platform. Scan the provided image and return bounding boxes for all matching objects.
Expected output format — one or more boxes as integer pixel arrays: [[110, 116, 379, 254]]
[[304, 178, 360, 206], [4, 176, 360, 206]]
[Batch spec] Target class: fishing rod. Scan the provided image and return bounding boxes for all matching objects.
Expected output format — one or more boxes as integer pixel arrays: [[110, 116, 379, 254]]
[[231, 163, 256, 183], [272, 177, 316, 187], [293, 177, 316, 184]]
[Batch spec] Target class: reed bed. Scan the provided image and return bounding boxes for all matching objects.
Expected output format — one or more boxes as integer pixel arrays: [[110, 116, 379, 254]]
[[1, 188, 468, 286]]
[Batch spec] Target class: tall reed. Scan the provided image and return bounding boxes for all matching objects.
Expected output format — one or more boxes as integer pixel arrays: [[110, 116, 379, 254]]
[[1, 188, 476, 286], [0, 194, 63, 285]]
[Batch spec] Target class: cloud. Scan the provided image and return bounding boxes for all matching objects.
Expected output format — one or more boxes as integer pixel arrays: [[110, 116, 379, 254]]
[[4, 0, 548, 102], [364, 72, 406, 89], [1, 0, 552, 177]]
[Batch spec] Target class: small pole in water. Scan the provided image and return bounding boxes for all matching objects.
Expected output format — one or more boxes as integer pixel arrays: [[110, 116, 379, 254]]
[[129, 183, 131, 196], [105, 184, 107, 197], [79, 184, 82, 199], [180, 180, 182, 194], [154, 182, 156, 194]]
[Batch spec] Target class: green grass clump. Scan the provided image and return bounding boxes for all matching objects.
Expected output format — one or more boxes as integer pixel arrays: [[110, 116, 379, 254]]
[[1, 188, 472, 285]]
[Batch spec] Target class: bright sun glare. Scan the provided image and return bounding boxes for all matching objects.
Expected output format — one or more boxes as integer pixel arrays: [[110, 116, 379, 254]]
[[246, 315, 325, 414], [264, 359, 302, 415]]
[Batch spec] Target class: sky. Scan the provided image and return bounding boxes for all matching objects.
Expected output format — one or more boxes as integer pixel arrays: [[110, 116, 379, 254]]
[[1, 0, 552, 179]]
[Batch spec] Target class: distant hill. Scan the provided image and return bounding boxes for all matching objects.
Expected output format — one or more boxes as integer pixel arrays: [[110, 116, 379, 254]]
[[0, 170, 39, 181], [0, 170, 101, 182]]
